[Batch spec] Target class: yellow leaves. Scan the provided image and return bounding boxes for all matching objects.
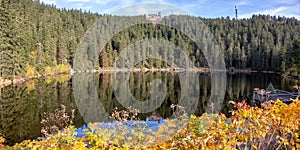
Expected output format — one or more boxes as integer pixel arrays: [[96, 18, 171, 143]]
[[252, 145, 258, 150], [25, 65, 38, 78], [30, 50, 36, 57], [225, 100, 300, 149], [157, 125, 166, 133], [0, 137, 5, 144], [25, 63, 70, 83], [166, 121, 176, 128], [204, 136, 213, 144], [258, 131, 266, 137], [74, 141, 88, 150], [278, 137, 290, 146], [26, 80, 36, 92], [296, 143, 300, 150], [54, 74, 70, 83], [53, 64, 70, 73], [45, 66, 52, 75], [94, 139, 105, 148], [45, 76, 52, 84], [7, 100, 300, 149], [157, 142, 170, 149], [52, 60, 58, 66]]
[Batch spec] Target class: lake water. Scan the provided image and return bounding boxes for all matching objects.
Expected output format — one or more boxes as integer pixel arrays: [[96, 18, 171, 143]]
[[0, 72, 299, 145]]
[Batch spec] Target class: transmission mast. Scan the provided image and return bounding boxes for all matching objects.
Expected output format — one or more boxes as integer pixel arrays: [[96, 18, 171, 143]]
[[235, 5, 238, 20]]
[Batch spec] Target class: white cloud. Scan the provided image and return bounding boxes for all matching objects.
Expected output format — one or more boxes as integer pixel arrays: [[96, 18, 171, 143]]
[[66, 0, 90, 2], [99, 0, 137, 14], [41, 0, 56, 5], [276, 0, 299, 5], [259, 6, 288, 14], [109, 2, 189, 16], [136, 7, 148, 14], [236, 0, 250, 6], [94, 0, 119, 5], [239, 6, 300, 20], [40, 0, 300, 20]]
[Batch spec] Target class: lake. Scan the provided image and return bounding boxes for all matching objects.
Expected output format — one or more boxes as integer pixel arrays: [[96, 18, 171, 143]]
[[0, 72, 299, 145]]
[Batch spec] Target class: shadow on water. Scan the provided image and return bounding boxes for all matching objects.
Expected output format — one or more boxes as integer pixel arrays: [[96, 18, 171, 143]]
[[0, 72, 298, 145]]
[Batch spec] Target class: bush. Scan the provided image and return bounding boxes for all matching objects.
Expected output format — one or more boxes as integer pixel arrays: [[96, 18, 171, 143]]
[[167, 100, 300, 149], [6, 100, 300, 149], [41, 105, 74, 136]]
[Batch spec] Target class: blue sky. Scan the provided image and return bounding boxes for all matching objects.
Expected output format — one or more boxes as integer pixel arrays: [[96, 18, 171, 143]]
[[41, 0, 300, 19]]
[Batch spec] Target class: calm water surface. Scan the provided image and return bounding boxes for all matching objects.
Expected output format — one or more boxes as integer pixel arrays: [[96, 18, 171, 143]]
[[0, 72, 299, 145]]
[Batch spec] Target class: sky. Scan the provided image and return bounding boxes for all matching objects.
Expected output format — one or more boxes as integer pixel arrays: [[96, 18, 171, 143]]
[[40, 0, 300, 19]]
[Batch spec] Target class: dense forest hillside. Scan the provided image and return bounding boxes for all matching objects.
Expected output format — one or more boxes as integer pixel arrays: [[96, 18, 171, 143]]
[[0, 0, 299, 80], [0, 0, 98, 79]]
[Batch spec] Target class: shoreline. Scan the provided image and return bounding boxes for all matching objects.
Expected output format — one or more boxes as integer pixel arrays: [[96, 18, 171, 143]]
[[0, 72, 70, 89], [1, 68, 299, 89]]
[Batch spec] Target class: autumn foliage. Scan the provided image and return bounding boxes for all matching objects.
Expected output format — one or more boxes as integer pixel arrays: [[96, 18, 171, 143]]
[[1, 100, 299, 149]]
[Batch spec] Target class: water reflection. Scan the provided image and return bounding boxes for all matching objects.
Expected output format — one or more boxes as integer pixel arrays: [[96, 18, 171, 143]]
[[0, 75, 84, 145], [0, 72, 298, 145]]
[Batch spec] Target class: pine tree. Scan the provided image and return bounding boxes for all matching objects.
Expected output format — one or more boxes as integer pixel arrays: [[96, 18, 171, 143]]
[[0, 0, 18, 79]]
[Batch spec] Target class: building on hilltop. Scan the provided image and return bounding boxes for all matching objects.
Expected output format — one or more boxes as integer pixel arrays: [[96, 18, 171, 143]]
[[146, 12, 162, 25]]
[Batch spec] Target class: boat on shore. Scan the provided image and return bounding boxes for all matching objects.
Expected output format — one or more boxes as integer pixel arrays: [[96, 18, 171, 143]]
[[252, 83, 299, 104]]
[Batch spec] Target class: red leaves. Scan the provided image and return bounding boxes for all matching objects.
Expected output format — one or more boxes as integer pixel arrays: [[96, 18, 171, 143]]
[[234, 100, 248, 109], [241, 100, 246, 105], [245, 105, 251, 110], [235, 103, 240, 107]]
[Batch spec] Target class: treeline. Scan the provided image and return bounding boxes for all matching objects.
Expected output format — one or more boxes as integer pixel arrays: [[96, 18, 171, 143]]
[[205, 16, 300, 73], [99, 15, 300, 73], [0, 0, 98, 79], [0, 0, 300, 80]]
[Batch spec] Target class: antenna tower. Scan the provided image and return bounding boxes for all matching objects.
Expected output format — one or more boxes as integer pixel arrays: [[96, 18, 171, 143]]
[[235, 6, 238, 20]]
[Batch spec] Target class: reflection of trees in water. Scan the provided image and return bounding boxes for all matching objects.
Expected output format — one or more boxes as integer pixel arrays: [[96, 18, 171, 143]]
[[95, 72, 300, 119], [221, 73, 299, 115], [98, 72, 180, 119], [1, 72, 298, 145], [0, 78, 83, 145], [98, 72, 200, 119]]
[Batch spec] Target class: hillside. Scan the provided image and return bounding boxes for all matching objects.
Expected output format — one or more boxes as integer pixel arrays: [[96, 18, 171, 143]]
[[0, 0, 299, 79]]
